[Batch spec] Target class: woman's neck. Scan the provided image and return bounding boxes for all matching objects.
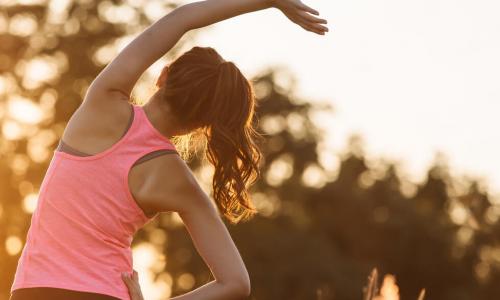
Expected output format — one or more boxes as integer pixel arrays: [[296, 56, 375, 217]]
[[143, 95, 180, 139]]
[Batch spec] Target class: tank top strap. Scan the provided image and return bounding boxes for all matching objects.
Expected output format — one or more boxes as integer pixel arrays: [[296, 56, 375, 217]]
[[117, 104, 178, 166]]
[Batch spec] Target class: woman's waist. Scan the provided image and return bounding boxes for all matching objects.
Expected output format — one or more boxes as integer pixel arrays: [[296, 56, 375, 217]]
[[24, 239, 132, 267], [10, 286, 122, 300], [11, 262, 132, 300], [13, 245, 133, 289]]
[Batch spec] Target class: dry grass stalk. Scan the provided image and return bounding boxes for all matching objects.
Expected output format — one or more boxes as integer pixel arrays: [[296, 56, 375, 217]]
[[363, 268, 380, 300]]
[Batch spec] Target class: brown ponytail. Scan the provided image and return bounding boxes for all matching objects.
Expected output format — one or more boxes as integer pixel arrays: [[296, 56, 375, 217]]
[[156, 46, 263, 224]]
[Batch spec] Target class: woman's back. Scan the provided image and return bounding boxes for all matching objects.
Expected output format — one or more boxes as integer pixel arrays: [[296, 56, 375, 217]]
[[10, 101, 178, 300]]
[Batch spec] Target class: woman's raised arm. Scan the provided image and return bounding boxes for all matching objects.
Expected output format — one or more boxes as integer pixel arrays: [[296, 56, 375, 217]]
[[85, 0, 327, 108]]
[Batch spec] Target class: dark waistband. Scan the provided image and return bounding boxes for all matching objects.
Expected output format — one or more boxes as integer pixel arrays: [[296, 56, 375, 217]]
[[10, 287, 120, 300]]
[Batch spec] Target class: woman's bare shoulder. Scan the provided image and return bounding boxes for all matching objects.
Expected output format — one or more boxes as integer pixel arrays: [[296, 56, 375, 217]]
[[143, 154, 217, 215]]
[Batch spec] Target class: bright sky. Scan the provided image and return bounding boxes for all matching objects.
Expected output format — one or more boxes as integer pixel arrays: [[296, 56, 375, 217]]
[[178, 0, 500, 198], [5, 1, 497, 298]]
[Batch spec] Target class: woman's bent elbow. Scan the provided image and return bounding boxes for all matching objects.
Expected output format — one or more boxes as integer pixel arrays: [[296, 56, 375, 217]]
[[226, 279, 251, 299]]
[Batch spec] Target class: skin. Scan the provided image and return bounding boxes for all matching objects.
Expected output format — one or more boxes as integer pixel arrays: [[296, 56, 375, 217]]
[[121, 270, 144, 300], [62, 0, 327, 299]]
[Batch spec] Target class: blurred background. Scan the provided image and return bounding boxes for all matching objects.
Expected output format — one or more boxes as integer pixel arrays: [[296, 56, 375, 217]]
[[1, 0, 500, 299]]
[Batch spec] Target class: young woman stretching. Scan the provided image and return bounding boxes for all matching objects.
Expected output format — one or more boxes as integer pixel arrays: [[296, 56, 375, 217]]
[[9, 0, 328, 299]]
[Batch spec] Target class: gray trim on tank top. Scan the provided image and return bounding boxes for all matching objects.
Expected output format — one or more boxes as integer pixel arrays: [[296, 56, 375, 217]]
[[56, 104, 178, 165]]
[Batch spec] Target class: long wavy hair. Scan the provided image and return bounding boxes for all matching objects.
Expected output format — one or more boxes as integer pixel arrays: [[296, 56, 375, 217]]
[[154, 46, 263, 224]]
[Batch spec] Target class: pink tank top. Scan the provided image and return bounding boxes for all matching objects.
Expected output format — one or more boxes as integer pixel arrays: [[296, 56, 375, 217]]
[[10, 104, 177, 300]]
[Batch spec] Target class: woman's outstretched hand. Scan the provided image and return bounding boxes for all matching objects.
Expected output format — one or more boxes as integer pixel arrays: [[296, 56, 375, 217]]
[[270, 0, 328, 35], [122, 270, 145, 300]]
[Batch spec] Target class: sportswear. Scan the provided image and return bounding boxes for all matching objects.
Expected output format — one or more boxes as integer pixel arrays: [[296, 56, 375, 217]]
[[10, 104, 177, 300]]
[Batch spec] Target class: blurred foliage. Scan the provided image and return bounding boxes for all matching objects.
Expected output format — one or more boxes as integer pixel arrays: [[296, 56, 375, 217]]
[[2, 1, 500, 300]]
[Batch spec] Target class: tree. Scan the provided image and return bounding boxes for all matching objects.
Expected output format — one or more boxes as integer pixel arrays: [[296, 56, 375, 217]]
[[2, 1, 500, 300]]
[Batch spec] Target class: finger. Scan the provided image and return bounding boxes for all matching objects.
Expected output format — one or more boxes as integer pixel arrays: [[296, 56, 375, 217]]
[[296, 19, 324, 34], [296, 13, 328, 32], [126, 273, 135, 283], [307, 24, 327, 35], [298, 22, 323, 35], [297, 10, 328, 25], [132, 270, 139, 281], [294, 0, 319, 15], [121, 273, 131, 286], [312, 23, 329, 33], [288, 14, 326, 35], [299, 18, 329, 33]]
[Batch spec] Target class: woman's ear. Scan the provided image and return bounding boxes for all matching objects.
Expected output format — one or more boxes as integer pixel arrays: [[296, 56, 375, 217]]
[[155, 65, 170, 88]]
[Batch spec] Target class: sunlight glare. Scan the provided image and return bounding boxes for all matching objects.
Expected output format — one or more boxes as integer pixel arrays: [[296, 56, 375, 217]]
[[273, 67, 296, 95], [301, 163, 327, 188], [0, 75, 17, 95], [6, 0, 48, 4], [484, 206, 500, 225], [177, 273, 195, 291], [0, 76, 6, 95], [126, 0, 146, 8], [254, 80, 272, 99], [21, 0, 47, 3], [149, 229, 167, 246], [28, 143, 50, 163], [400, 181, 418, 198], [8, 96, 44, 124], [132, 243, 172, 300], [0, 12, 8, 33], [47, 0, 71, 24], [98, 2, 138, 24], [374, 275, 400, 300], [475, 261, 490, 283], [287, 112, 307, 140], [358, 170, 376, 189], [252, 192, 280, 217], [22, 57, 60, 89], [449, 200, 469, 225], [19, 180, 35, 197], [63, 17, 81, 35], [318, 154, 340, 182], [23, 193, 39, 214], [260, 115, 286, 135], [195, 163, 214, 191], [10, 154, 30, 176], [27, 129, 58, 163], [93, 46, 114, 66], [144, 0, 170, 21], [39, 88, 58, 111], [5, 236, 23, 256], [171, 212, 184, 226], [9, 13, 38, 37], [2, 120, 23, 140], [265, 154, 294, 186]]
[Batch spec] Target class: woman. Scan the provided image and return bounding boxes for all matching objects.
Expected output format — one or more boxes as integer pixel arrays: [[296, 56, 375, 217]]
[[9, 0, 328, 299]]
